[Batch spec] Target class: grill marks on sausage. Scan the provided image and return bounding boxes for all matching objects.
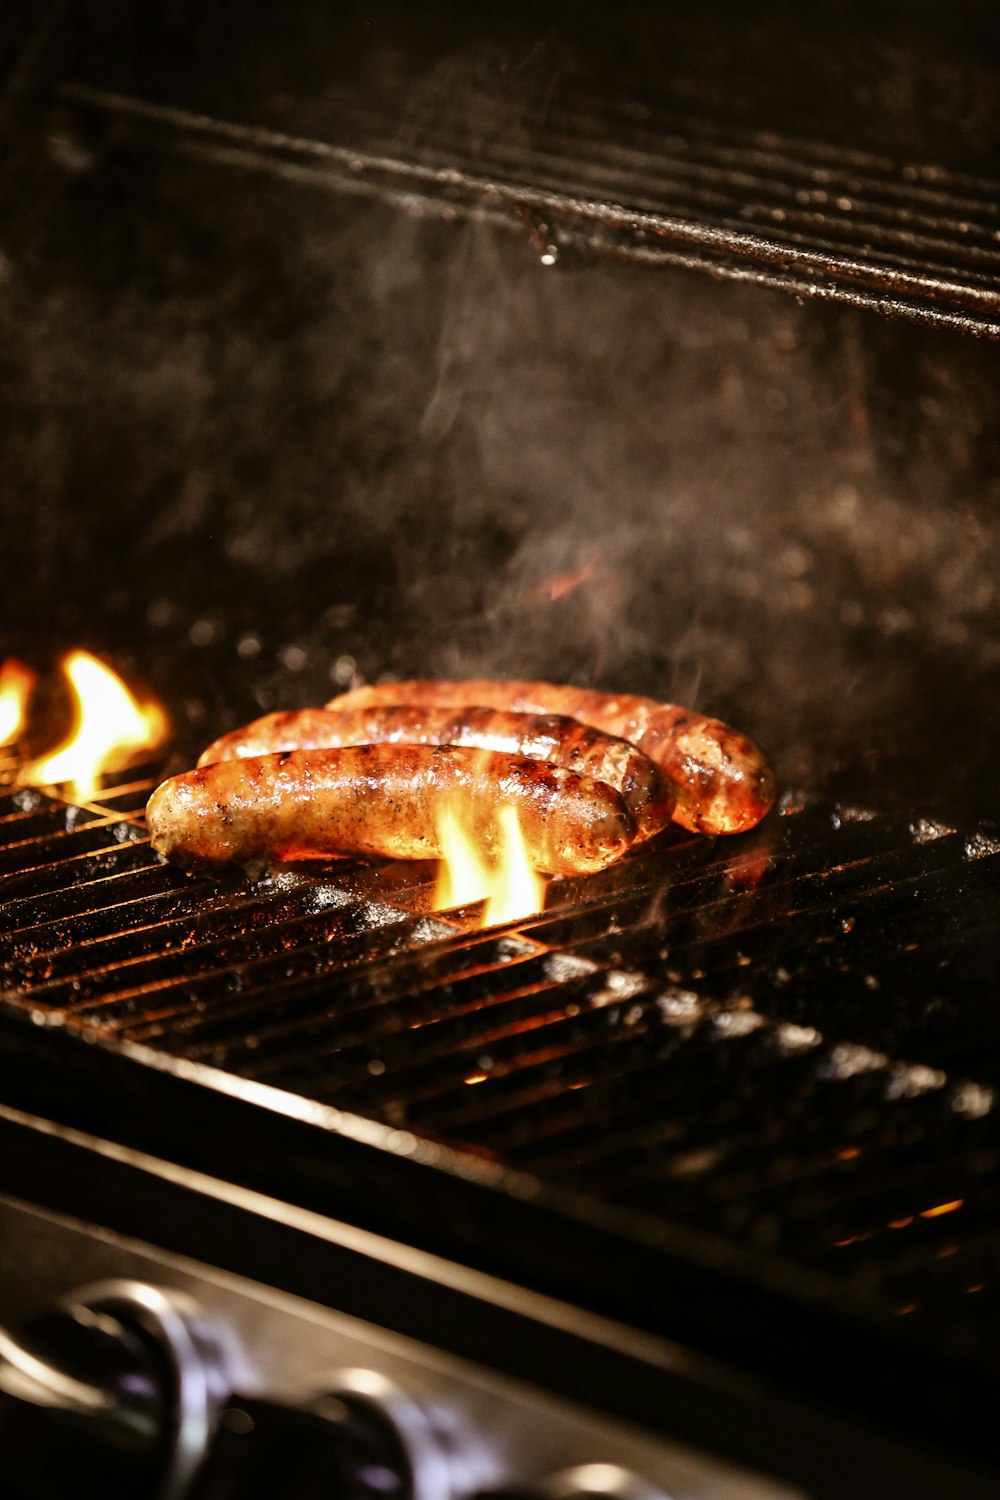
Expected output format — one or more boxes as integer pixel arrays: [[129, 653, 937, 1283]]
[[146, 745, 636, 875], [197, 704, 675, 842], [327, 680, 774, 836], [147, 680, 771, 877]]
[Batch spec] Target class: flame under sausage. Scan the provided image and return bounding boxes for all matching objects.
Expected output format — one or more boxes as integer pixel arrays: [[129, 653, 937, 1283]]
[[147, 744, 636, 875], [197, 705, 674, 842], [326, 680, 774, 836]]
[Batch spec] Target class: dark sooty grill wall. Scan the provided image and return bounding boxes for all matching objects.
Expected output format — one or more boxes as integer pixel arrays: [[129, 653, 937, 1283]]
[[3, 2, 1000, 1488], [2, 0, 1000, 825], [3, 7, 1000, 1494]]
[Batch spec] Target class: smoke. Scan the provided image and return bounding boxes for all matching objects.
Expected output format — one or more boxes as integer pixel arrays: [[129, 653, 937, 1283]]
[[2, 46, 999, 818]]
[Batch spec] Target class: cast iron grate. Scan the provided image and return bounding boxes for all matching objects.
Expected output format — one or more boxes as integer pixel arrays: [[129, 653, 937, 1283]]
[[54, 74, 1000, 338], [3, 746, 1000, 1348]]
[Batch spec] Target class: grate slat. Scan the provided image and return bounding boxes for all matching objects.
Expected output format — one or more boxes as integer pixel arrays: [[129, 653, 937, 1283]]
[[57, 79, 1000, 335]]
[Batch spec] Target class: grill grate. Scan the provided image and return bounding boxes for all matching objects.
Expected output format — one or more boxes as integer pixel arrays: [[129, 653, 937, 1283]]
[[3, 747, 1000, 1351], [54, 72, 1000, 338]]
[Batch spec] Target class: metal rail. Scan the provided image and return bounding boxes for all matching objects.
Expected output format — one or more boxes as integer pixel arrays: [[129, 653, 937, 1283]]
[[56, 82, 1000, 338]]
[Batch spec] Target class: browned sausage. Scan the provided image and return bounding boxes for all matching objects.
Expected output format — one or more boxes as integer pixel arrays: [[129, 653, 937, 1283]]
[[326, 679, 774, 836], [197, 705, 674, 842], [146, 744, 636, 874]]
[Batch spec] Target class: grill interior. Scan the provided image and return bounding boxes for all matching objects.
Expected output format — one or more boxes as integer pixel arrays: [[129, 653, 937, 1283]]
[[4, 7, 1000, 1481], [5, 746, 1000, 1365]]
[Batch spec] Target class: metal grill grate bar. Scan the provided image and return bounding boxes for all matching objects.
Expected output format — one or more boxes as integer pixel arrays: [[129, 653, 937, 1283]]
[[2, 763, 1000, 1342], [341, 89, 1000, 280], [57, 82, 1000, 336], [0, 829, 155, 903], [224, 842, 994, 1101]]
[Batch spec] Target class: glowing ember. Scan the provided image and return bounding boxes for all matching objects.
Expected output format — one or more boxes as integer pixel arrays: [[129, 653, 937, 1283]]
[[527, 554, 599, 603], [0, 659, 35, 744], [434, 798, 546, 926], [548, 556, 597, 601], [22, 651, 167, 802], [919, 1198, 964, 1220]]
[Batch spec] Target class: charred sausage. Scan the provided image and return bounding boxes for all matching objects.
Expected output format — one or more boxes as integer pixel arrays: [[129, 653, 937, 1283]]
[[197, 705, 674, 842], [326, 679, 774, 836], [146, 744, 636, 874]]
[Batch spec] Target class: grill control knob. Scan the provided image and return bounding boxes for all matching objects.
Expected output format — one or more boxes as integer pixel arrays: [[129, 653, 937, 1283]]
[[0, 1280, 231, 1500], [186, 1391, 412, 1499], [188, 1368, 458, 1500]]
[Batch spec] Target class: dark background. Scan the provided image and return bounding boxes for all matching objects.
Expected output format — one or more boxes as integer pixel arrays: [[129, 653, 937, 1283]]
[[2, 1, 998, 818]]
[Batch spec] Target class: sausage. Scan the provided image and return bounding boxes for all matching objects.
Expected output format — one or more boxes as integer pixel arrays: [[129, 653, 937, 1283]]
[[197, 705, 674, 842], [146, 744, 636, 875], [326, 679, 774, 836]]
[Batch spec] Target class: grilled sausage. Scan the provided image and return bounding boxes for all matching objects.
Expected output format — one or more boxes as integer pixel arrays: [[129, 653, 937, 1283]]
[[197, 705, 674, 842], [146, 744, 636, 874], [327, 679, 774, 836]]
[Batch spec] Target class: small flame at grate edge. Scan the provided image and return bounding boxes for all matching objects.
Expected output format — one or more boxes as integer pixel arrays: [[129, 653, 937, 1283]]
[[0, 659, 36, 745], [19, 650, 168, 803]]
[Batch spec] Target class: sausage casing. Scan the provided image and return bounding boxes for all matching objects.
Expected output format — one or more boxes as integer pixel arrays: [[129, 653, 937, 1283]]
[[197, 705, 674, 842], [147, 744, 636, 875], [326, 679, 774, 836]]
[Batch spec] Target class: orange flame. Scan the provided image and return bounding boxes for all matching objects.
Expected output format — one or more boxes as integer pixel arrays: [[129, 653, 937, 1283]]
[[22, 651, 167, 802], [485, 806, 547, 925], [0, 659, 35, 744], [434, 799, 546, 926]]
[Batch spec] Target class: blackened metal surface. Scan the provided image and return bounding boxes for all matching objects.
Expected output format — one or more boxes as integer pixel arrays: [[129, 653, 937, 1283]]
[[34, 1, 1000, 336], [3, 752, 1000, 1451]]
